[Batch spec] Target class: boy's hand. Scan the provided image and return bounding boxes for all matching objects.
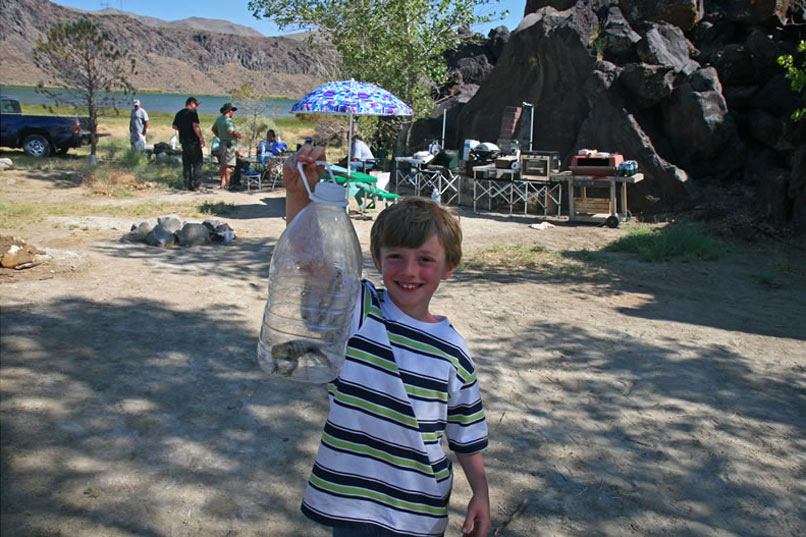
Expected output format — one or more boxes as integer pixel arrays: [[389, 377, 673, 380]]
[[284, 142, 327, 225], [461, 493, 491, 537]]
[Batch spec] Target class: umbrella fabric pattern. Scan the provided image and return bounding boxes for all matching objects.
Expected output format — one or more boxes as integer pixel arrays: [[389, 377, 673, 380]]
[[291, 80, 413, 117]]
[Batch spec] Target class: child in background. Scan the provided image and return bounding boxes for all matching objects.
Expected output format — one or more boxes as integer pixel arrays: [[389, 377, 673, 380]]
[[283, 144, 490, 537]]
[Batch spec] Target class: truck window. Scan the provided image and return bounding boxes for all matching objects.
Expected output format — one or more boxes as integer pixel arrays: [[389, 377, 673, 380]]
[[1, 99, 22, 114]]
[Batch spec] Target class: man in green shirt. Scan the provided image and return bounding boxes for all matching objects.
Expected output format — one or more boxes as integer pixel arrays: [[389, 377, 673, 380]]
[[211, 103, 242, 189]]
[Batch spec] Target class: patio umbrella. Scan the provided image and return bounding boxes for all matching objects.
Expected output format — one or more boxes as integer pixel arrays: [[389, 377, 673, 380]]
[[290, 80, 413, 174]]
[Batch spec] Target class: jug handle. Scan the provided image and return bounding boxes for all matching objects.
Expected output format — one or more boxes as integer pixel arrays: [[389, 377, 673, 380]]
[[297, 161, 337, 201]]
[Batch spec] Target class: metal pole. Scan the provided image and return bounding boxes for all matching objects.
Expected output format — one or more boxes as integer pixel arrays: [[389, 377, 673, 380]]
[[348, 113, 353, 176], [441, 108, 446, 149], [522, 102, 534, 152]]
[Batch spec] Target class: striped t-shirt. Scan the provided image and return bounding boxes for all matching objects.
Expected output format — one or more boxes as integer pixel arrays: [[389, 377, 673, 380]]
[[301, 280, 488, 537]]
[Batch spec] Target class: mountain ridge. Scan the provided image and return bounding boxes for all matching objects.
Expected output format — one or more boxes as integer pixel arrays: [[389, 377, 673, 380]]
[[0, 0, 328, 98], [90, 8, 265, 38]]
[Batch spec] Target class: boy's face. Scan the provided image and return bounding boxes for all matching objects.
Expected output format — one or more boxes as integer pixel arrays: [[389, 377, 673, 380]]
[[373, 233, 456, 323]]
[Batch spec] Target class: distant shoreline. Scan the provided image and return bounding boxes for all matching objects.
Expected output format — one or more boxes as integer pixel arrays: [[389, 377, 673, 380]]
[[0, 84, 294, 101], [0, 84, 298, 116]]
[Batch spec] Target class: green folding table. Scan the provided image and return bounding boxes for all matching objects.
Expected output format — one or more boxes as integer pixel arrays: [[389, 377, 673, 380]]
[[328, 164, 400, 211]]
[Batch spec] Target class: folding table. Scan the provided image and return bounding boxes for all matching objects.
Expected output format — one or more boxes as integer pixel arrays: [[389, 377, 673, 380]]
[[550, 171, 644, 226], [329, 164, 399, 211], [472, 165, 561, 216], [418, 166, 462, 205]]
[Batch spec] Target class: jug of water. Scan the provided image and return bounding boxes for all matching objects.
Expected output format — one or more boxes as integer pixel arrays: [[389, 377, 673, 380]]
[[257, 163, 362, 383]]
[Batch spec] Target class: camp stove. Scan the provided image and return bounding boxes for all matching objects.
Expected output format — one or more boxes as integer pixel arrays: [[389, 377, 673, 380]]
[[570, 151, 624, 177]]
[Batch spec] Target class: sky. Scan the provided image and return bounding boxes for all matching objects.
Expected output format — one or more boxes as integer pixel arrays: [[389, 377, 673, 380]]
[[51, 0, 526, 37]]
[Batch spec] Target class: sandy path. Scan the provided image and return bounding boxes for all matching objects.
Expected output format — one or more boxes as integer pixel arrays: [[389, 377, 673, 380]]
[[1, 170, 804, 537]]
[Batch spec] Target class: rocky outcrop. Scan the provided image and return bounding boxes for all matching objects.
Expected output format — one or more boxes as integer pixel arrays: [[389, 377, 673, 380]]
[[0, 0, 330, 97], [443, 0, 804, 226]]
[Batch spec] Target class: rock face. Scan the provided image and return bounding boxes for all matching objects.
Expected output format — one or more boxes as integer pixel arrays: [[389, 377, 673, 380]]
[[444, 0, 805, 225], [0, 0, 330, 97]]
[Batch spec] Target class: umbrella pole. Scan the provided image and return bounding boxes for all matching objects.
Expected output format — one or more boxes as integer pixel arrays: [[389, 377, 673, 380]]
[[348, 113, 353, 176]]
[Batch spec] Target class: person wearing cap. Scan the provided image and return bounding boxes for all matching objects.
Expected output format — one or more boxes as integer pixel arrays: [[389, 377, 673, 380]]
[[129, 99, 149, 150], [211, 103, 242, 189], [172, 97, 206, 191]]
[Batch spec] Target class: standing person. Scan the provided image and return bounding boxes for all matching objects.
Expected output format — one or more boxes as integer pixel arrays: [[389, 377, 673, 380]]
[[172, 97, 206, 191], [129, 99, 149, 150], [281, 145, 491, 537], [211, 103, 241, 190], [350, 134, 375, 172]]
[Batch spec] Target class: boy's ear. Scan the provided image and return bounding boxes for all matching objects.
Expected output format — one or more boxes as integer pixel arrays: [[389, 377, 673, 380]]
[[441, 264, 457, 281], [372, 254, 382, 272]]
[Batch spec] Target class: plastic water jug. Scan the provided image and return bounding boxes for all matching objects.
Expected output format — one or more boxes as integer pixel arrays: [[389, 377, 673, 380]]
[[257, 165, 363, 383]]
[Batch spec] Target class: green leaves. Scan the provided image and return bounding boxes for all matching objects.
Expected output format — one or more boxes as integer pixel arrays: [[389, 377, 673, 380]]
[[777, 40, 806, 122], [248, 0, 505, 120], [32, 19, 138, 155]]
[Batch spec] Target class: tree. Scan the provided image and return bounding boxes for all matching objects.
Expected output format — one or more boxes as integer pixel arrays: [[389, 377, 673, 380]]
[[33, 18, 136, 159], [778, 40, 806, 122], [230, 79, 274, 158], [248, 0, 506, 120]]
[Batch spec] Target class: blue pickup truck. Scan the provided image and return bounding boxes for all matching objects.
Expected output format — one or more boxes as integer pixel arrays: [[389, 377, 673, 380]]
[[0, 95, 90, 157]]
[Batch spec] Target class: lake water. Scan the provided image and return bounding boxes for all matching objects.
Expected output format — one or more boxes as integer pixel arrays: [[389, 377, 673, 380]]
[[0, 85, 298, 117]]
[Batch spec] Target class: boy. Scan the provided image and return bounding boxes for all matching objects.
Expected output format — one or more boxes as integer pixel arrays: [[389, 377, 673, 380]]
[[284, 144, 490, 537]]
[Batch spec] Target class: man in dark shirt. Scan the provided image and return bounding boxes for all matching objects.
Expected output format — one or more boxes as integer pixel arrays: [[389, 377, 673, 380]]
[[172, 97, 206, 191]]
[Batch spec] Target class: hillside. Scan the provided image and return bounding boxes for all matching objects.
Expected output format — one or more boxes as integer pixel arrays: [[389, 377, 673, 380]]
[[91, 8, 264, 38], [0, 0, 330, 98]]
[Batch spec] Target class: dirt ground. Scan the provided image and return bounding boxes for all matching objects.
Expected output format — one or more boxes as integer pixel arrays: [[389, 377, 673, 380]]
[[1, 168, 804, 537]]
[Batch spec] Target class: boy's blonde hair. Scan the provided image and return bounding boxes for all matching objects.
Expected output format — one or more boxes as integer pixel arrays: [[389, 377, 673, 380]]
[[370, 198, 462, 267]]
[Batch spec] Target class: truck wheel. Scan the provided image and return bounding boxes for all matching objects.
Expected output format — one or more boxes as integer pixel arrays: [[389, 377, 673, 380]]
[[23, 134, 51, 157]]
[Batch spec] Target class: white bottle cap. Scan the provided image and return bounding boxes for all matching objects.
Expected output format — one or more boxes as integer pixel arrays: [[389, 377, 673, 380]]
[[311, 182, 349, 207]]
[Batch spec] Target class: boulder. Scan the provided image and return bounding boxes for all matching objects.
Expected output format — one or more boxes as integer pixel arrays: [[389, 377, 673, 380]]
[[122, 218, 158, 242], [175, 223, 211, 247], [211, 223, 237, 244], [758, 168, 791, 224], [144, 224, 176, 248], [636, 22, 700, 76], [157, 214, 183, 234], [599, 6, 642, 63], [660, 67, 745, 180], [711, 44, 756, 85], [202, 219, 221, 233], [712, 0, 791, 24], [0, 158, 13, 170], [619, 0, 704, 30], [575, 93, 691, 208], [620, 63, 676, 108], [747, 109, 788, 151], [458, 6, 599, 160], [753, 74, 805, 118]]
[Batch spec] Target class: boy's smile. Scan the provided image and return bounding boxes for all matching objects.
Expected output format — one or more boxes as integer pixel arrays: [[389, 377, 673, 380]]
[[374, 234, 456, 323]]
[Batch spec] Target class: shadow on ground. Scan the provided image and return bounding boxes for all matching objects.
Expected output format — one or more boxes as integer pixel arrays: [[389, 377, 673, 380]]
[[463, 317, 805, 536], [1, 296, 329, 536]]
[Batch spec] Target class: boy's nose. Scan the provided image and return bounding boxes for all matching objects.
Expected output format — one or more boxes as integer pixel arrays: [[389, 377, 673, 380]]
[[401, 256, 418, 276]]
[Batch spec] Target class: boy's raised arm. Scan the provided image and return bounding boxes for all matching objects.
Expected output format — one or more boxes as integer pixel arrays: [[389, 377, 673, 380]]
[[283, 142, 328, 225], [457, 452, 491, 536]]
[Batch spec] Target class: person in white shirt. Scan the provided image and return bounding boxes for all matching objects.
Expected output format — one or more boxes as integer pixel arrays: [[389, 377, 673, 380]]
[[350, 134, 375, 172]]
